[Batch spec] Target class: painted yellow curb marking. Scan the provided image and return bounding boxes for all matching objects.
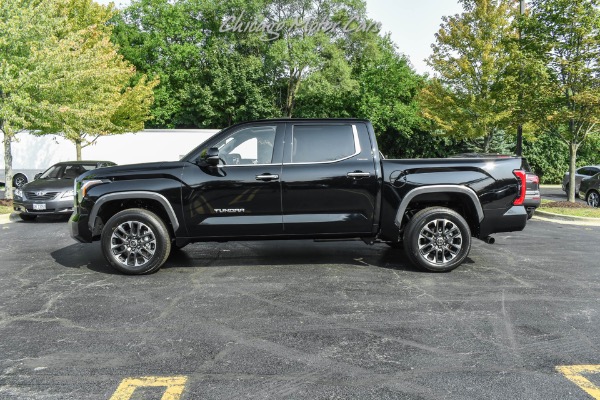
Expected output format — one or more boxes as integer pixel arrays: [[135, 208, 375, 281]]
[[556, 365, 600, 399], [109, 376, 188, 400]]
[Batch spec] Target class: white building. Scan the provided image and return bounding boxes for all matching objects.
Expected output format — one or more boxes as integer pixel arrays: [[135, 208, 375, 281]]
[[1, 129, 220, 170]]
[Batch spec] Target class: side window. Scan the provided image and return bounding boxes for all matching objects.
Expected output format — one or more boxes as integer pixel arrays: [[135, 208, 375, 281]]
[[213, 126, 277, 165], [290, 125, 357, 163], [62, 165, 86, 179], [582, 167, 598, 176]]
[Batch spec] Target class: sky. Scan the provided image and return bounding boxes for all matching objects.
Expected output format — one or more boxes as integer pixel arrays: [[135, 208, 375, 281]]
[[96, 0, 464, 74]]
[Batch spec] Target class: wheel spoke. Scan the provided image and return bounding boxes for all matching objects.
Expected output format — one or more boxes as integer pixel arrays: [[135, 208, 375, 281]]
[[110, 220, 157, 269], [417, 218, 464, 265]]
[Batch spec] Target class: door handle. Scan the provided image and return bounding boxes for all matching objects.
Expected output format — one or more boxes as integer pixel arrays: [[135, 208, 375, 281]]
[[347, 172, 371, 178], [255, 174, 279, 181]]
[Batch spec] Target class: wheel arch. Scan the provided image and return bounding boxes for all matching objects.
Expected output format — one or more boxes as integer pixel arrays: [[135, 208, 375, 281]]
[[89, 192, 180, 237], [394, 185, 484, 235]]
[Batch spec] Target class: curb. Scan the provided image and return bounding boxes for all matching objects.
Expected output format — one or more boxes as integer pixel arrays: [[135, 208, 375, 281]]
[[540, 185, 562, 189], [0, 213, 19, 225], [533, 209, 600, 226]]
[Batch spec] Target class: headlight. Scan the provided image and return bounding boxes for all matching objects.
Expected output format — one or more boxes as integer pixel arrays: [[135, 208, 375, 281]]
[[76, 180, 106, 203], [14, 189, 23, 198], [61, 190, 74, 198]]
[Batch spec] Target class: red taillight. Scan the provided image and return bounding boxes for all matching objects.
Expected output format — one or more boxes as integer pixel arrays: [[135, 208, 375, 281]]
[[513, 170, 527, 206]]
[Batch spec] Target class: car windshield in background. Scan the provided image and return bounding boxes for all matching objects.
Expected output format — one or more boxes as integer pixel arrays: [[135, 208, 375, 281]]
[[39, 164, 98, 180]]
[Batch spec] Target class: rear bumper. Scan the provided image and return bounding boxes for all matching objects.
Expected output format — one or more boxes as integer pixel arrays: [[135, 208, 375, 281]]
[[479, 206, 528, 238]]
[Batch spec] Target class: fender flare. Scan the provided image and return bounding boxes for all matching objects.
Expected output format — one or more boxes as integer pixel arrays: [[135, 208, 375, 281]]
[[394, 185, 484, 229], [89, 191, 180, 232]]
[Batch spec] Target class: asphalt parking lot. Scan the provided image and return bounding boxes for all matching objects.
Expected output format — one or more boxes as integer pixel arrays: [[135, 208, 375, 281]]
[[0, 214, 599, 400]]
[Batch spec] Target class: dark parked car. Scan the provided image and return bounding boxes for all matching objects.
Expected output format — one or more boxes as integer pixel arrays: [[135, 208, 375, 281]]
[[579, 172, 600, 208], [525, 172, 541, 219], [562, 165, 600, 194], [13, 161, 116, 221]]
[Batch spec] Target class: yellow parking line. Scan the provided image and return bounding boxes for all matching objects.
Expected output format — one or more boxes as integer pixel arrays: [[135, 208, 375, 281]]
[[109, 376, 188, 400], [556, 365, 600, 399]]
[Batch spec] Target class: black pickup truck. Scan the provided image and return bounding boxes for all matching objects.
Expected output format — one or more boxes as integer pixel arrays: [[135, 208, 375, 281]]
[[70, 119, 529, 274]]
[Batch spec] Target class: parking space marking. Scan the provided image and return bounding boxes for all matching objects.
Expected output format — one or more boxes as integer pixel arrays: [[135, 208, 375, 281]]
[[109, 376, 188, 400], [556, 365, 600, 399]]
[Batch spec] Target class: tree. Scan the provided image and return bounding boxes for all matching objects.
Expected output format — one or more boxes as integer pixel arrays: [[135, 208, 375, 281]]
[[419, 0, 519, 152], [522, 0, 600, 202], [112, 0, 278, 128], [1, 0, 65, 199], [264, 0, 371, 117], [33, 0, 158, 159]]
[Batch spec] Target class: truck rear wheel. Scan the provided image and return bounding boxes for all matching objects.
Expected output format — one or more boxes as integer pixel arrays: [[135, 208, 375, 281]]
[[101, 208, 171, 275], [403, 207, 471, 272]]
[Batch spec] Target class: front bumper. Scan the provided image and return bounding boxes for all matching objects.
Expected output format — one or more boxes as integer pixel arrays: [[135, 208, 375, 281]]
[[578, 190, 586, 200], [13, 198, 74, 215], [69, 206, 93, 243]]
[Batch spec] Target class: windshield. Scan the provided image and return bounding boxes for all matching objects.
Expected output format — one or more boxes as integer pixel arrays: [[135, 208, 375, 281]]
[[39, 164, 99, 179]]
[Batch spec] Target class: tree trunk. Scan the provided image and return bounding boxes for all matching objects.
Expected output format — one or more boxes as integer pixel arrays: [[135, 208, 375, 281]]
[[567, 141, 578, 203], [2, 125, 14, 200], [283, 70, 302, 118], [75, 140, 82, 161], [482, 130, 494, 153]]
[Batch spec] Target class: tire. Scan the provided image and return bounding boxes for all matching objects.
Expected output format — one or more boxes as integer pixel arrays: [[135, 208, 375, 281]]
[[13, 174, 28, 189], [564, 183, 569, 195], [403, 207, 472, 272], [19, 214, 37, 221], [587, 190, 600, 208], [526, 208, 535, 220], [101, 208, 171, 275]]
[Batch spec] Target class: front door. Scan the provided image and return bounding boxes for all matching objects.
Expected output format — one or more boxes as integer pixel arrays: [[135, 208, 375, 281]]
[[183, 123, 285, 238]]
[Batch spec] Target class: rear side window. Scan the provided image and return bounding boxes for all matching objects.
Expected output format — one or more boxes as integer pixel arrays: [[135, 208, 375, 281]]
[[581, 167, 599, 176], [290, 125, 356, 163]]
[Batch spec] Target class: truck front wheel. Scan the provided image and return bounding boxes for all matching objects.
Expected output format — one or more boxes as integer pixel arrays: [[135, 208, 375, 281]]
[[101, 208, 171, 275], [403, 207, 472, 272]]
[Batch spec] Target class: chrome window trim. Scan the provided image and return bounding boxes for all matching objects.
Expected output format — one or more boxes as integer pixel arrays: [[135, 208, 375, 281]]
[[283, 124, 361, 166], [220, 163, 280, 168]]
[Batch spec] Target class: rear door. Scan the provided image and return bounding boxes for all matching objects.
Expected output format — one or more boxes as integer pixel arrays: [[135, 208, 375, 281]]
[[280, 122, 378, 235]]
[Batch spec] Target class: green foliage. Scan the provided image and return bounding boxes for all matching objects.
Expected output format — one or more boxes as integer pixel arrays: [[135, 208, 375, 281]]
[[112, 0, 279, 128], [524, 131, 600, 183], [523, 132, 569, 183], [419, 0, 520, 152], [1, 0, 157, 165], [522, 0, 600, 199]]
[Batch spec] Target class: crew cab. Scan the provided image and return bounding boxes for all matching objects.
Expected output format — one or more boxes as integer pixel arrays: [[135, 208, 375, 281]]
[[70, 119, 529, 274]]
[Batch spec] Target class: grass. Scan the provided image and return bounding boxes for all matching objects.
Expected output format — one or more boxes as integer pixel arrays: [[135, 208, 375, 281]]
[[540, 199, 600, 218], [0, 200, 12, 215]]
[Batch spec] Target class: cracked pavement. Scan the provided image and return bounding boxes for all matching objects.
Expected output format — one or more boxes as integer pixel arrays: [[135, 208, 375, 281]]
[[0, 216, 599, 399]]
